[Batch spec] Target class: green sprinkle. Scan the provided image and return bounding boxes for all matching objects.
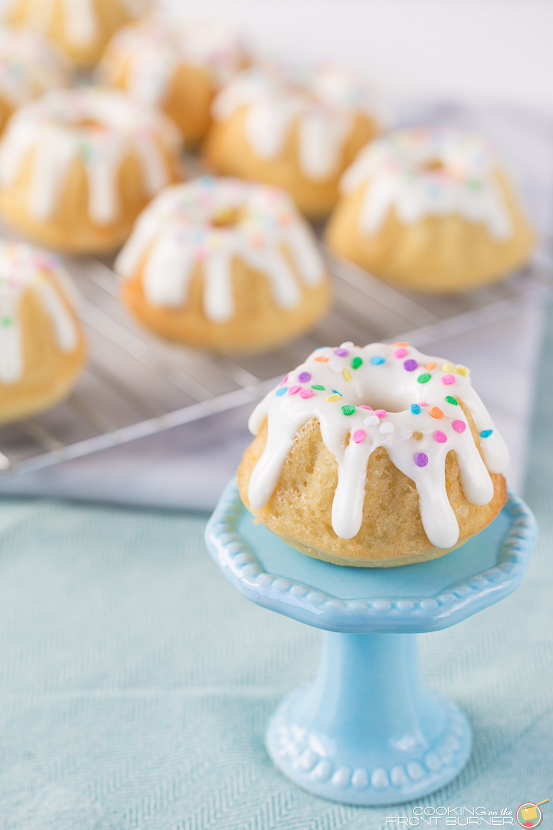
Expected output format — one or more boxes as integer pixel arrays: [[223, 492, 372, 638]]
[[1, 316, 12, 327], [311, 385, 325, 391], [341, 404, 356, 416], [351, 357, 363, 369], [417, 373, 431, 384], [445, 395, 458, 405], [468, 179, 482, 190]]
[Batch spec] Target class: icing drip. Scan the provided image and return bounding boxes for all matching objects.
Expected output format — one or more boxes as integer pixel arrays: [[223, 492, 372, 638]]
[[0, 88, 180, 224], [115, 177, 326, 323], [247, 342, 509, 550], [0, 28, 68, 108], [0, 243, 79, 384], [341, 128, 513, 239], [212, 64, 376, 181], [103, 16, 245, 107]]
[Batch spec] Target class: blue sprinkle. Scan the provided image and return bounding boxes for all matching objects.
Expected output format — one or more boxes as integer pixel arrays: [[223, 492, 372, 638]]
[[480, 429, 493, 438], [410, 404, 421, 414], [276, 387, 287, 396], [370, 356, 385, 365]]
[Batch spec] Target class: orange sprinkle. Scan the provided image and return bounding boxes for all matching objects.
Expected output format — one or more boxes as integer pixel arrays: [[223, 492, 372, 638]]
[[425, 362, 436, 370], [430, 407, 444, 419], [394, 342, 409, 346], [314, 356, 328, 362]]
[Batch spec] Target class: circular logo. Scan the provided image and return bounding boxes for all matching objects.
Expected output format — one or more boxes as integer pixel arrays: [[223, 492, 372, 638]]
[[516, 803, 542, 828]]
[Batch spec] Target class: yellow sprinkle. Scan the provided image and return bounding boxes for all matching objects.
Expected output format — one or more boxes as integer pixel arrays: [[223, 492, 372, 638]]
[[441, 362, 456, 372], [456, 365, 469, 376], [343, 369, 351, 382], [325, 393, 341, 402]]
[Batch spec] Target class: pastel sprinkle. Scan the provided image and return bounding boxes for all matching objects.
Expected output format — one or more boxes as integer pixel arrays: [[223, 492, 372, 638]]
[[404, 359, 418, 371], [314, 356, 328, 362], [334, 348, 349, 357], [480, 429, 493, 438], [370, 356, 385, 365], [410, 404, 421, 414], [359, 405, 373, 410], [328, 361, 342, 373], [425, 362, 436, 370], [394, 347, 408, 358], [380, 422, 394, 434], [429, 407, 444, 419], [343, 369, 352, 382], [457, 365, 469, 377], [452, 420, 466, 433], [420, 402, 428, 406], [417, 373, 431, 383], [341, 404, 356, 416], [276, 387, 287, 396], [374, 409, 387, 418], [326, 393, 341, 401], [434, 431, 447, 443], [352, 429, 366, 443], [280, 375, 288, 386], [288, 386, 301, 395], [300, 388, 314, 399], [351, 357, 363, 369], [414, 452, 429, 467], [298, 371, 311, 383], [442, 362, 456, 372], [364, 415, 380, 427], [311, 384, 325, 391], [445, 395, 458, 405], [394, 342, 409, 346], [340, 341, 354, 348], [441, 374, 455, 385]]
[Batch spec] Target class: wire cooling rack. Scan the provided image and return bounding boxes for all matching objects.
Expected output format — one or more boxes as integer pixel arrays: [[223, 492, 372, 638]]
[[0, 238, 551, 476]]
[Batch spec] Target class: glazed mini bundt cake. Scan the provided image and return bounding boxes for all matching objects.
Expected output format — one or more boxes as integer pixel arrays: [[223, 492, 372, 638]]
[[0, 87, 182, 254], [0, 242, 85, 424], [204, 63, 381, 218], [115, 176, 331, 352], [0, 26, 69, 135], [100, 15, 246, 144], [5, 0, 149, 67], [326, 127, 534, 292], [238, 341, 509, 567]]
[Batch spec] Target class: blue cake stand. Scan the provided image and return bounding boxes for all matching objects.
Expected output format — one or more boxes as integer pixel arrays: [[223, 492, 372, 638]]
[[205, 480, 537, 806]]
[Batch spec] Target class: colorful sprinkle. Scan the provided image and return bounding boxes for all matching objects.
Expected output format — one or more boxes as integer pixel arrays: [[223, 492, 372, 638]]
[[410, 404, 421, 414], [417, 373, 431, 384], [445, 396, 458, 405], [434, 431, 447, 443], [452, 420, 466, 433], [334, 348, 349, 357], [288, 386, 301, 395], [280, 375, 288, 386], [311, 385, 325, 391], [370, 356, 385, 365], [314, 356, 328, 363], [298, 371, 311, 383], [352, 429, 366, 443], [276, 387, 287, 396], [380, 422, 394, 434], [394, 347, 408, 358], [441, 374, 455, 385], [429, 407, 444, 419], [394, 342, 409, 347], [374, 409, 387, 418], [425, 362, 436, 370], [351, 357, 363, 369], [326, 393, 341, 401], [457, 365, 469, 377], [414, 452, 429, 467], [442, 362, 456, 372], [420, 402, 428, 406], [300, 389, 314, 399], [340, 341, 354, 348], [404, 359, 418, 371], [1, 316, 12, 327], [364, 415, 380, 427], [343, 369, 352, 382], [342, 404, 356, 416], [359, 405, 373, 410], [328, 361, 342, 373], [480, 429, 493, 438]]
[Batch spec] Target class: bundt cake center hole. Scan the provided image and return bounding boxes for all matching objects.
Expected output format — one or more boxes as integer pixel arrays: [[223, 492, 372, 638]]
[[210, 207, 244, 229]]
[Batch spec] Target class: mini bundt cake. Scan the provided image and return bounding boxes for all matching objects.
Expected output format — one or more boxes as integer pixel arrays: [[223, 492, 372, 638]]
[[238, 341, 509, 567], [0, 242, 86, 424], [115, 176, 331, 352], [0, 26, 69, 135], [0, 87, 182, 254], [100, 15, 246, 144], [4, 0, 149, 67], [326, 127, 534, 292], [204, 63, 381, 218]]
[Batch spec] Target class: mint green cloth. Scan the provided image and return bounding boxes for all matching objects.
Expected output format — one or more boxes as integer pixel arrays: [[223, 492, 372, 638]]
[[0, 320, 552, 829]]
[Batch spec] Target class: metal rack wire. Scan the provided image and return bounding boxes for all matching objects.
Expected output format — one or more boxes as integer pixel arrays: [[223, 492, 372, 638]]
[[0, 240, 550, 476]]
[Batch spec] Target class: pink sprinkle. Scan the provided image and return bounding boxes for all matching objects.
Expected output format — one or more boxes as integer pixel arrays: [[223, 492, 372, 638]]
[[452, 420, 466, 433], [434, 430, 447, 443], [359, 405, 373, 411], [420, 402, 428, 406], [441, 374, 455, 385], [300, 388, 314, 399], [352, 429, 366, 443], [394, 348, 408, 358], [288, 386, 301, 395], [280, 375, 288, 386], [374, 409, 387, 418]]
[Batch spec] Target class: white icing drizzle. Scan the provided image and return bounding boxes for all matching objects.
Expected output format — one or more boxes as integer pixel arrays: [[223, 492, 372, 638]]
[[102, 16, 245, 107], [0, 88, 180, 225], [115, 177, 326, 323], [0, 27, 68, 109], [247, 342, 509, 550], [212, 64, 376, 181], [341, 127, 513, 239], [0, 242, 79, 384]]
